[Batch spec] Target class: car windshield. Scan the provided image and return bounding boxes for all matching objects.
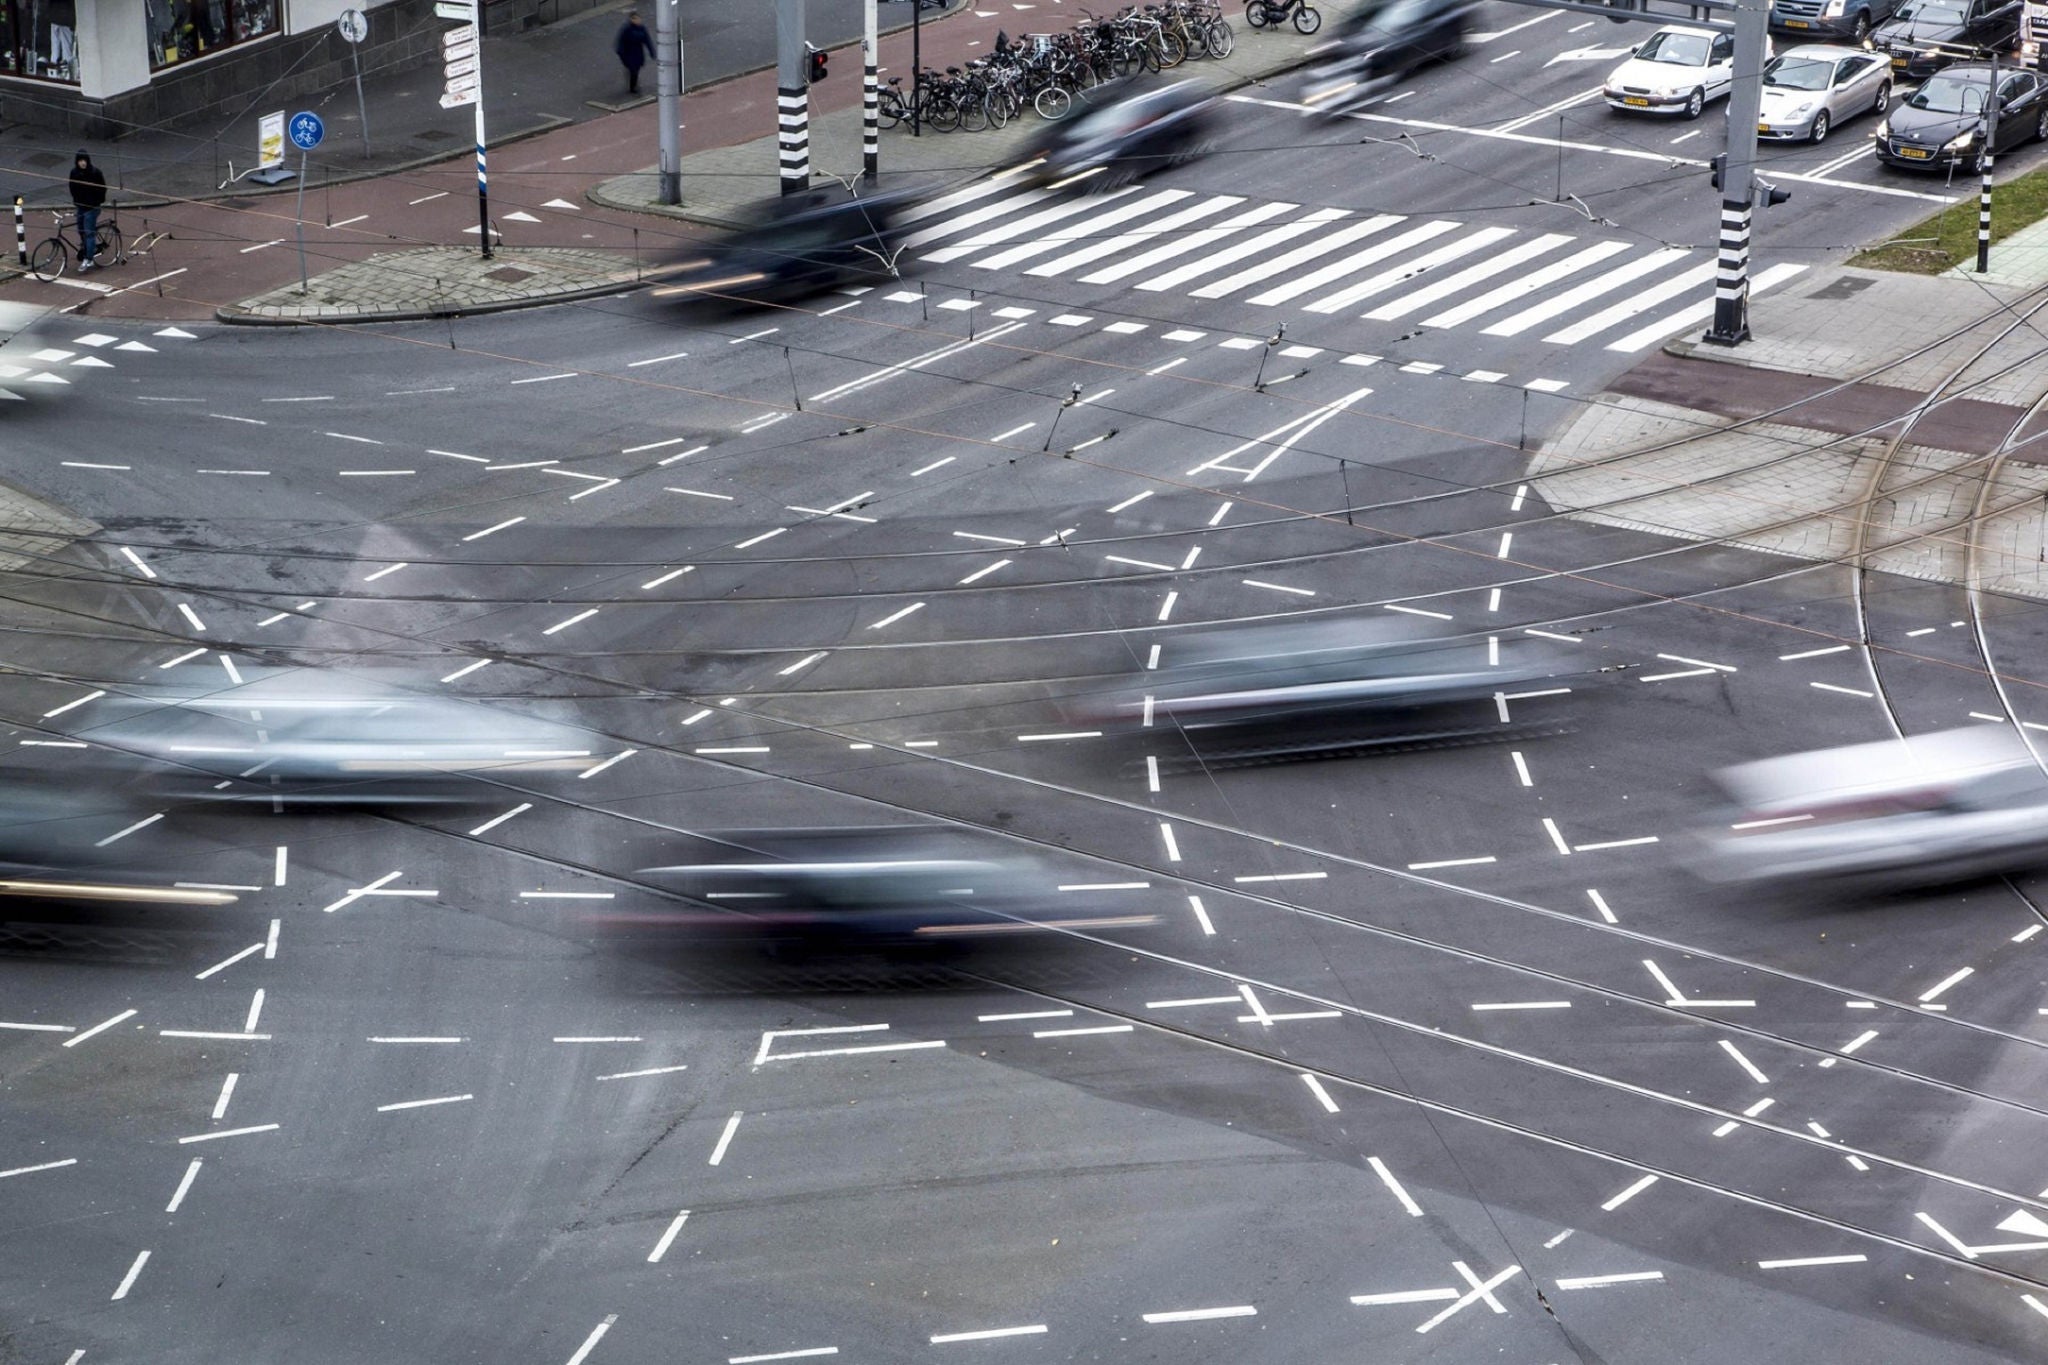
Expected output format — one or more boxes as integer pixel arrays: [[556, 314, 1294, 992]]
[[1909, 74, 1987, 112], [1893, 0, 1967, 19], [1635, 30, 1711, 64], [1765, 57, 1832, 90]]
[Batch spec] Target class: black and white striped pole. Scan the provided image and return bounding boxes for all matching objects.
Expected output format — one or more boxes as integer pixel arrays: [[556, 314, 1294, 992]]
[[863, 0, 879, 183], [12, 196, 23, 267], [1705, 0, 1768, 346], [1978, 51, 2001, 273], [776, 0, 810, 195]]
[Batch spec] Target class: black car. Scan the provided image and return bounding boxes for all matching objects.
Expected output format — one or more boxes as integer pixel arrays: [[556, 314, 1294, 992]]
[[1298, 0, 1471, 114], [1769, 0, 1897, 44], [1871, 0, 2020, 80], [651, 186, 912, 303], [1875, 62, 2048, 168], [1012, 79, 1217, 189]]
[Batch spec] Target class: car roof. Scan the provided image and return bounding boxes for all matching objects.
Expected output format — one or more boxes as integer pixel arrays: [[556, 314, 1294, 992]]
[[1713, 725, 2038, 809], [1929, 61, 2000, 79], [1776, 43, 1870, 58], [1646, 24, 1716, 36]]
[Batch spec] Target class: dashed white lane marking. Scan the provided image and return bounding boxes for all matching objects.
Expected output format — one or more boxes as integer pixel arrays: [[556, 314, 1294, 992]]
[[1142, 1306, 1256, 1324], [707, 1111, 744, 1165], [649, 1210, 691, 1263], [1556, 1271, 1664, 1289], [930, 1325, 1048, 1344], [1757, 1254, 1867, 1269], [564, 1315, 619, 1365], [110, 1249, 151, 1300], [377, 1093, 474, 1114], [0, 1158, 79, 1178], [166, 1158, 203, 1212], [64, 1008, 137, 1046], [729, 1350, 838, 1363], [1301, 1073, 1341, 1112], [1367, 1156, 1424, 1216], [177, 1123, 279, 1144], [1601, 1174, 1658, 1210]]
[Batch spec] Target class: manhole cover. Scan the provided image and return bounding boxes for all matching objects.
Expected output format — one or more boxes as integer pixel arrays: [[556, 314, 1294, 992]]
[[483, 266, 534, 284]]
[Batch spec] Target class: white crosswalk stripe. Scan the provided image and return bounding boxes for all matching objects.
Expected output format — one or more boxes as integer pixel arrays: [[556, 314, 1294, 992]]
[[903, 182, 1805, 351]]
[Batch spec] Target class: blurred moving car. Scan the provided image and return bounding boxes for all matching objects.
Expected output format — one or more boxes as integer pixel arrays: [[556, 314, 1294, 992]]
[[1008, 78, 1217, 188], [1687, 725, 2048, 887], [0, 301, 66, 403], [650, 185, 913, 303], [1079, 617, 1576, 761], [1756, 45, 1891, 142], [1872, 0, 2020, 79], [83, 674, 607, 805], [1299, 0, 1470, 114], [1875, 61, 2048, 168], [0, 785, 235, 910], [1604, 25, 1740, 119], [634, 826, 1155, 946]]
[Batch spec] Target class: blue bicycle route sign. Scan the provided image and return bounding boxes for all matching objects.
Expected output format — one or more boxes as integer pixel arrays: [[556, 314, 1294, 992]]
[[288, 111, 325, 151]]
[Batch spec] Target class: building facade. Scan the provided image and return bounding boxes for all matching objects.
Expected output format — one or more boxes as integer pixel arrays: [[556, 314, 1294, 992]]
[[0, 0, 574, 136]]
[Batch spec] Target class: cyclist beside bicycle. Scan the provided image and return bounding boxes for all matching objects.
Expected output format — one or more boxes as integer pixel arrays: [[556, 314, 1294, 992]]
[[69, 151, 108, 273]]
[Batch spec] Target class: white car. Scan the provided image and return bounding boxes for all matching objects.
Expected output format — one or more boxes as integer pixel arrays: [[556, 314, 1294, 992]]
[[1604, 25, 1740, 118]]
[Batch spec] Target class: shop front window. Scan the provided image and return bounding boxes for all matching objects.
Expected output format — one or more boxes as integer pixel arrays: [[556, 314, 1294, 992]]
[[148, 0, 277, 69], [1, 0, 82, 84]]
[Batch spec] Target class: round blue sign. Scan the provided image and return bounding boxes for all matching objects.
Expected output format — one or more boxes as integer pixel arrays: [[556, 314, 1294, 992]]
[[288, 111, 325, 150]]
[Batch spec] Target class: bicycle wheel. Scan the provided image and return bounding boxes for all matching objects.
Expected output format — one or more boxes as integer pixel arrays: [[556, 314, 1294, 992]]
[[1245, 0, 1269, 28], [925, 93, 962, 132], [958, 89, 990, 131], [94, 224, 124, 266], [28, 237, 67, 282], [878, 89, 905, 130], [1035, 84, 1073, 119], [1155, 31, 1186, 66], [1204, 20, 1234, 57], [1293, 3, 1321, 32]]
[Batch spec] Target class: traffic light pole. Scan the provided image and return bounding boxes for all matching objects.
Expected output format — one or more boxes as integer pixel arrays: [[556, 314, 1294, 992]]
[[1704, 0, 1767, 345], [1979, 49, 2000, 272], [776, 0, 810, 195], [864, 0, 880, 182], [656, 0, 681, 205]]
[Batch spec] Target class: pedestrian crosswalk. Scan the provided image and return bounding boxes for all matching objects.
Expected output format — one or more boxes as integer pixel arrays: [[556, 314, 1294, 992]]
[[902, 179, 1804, 353]]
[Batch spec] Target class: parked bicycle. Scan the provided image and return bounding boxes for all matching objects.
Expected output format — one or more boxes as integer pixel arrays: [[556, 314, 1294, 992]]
[[29, 208, 125, 282], [1246, 0, 1319, 34]]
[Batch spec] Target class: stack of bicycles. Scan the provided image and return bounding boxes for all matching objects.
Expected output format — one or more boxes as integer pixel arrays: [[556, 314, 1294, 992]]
[[877, 0, 1233, 130]]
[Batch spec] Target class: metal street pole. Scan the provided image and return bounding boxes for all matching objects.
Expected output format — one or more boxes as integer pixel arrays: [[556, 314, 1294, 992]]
[[474, 55, 491, 258], [863, 0, 879, 181], [1704, 0, 1767, 345], [656, 0, 681, 204], [350, 45, 370, 157], [1979, 49, 2000, 273], [912, 0, 923, 137], [776, 0, 810, 194], [294, 146, 311, 291]]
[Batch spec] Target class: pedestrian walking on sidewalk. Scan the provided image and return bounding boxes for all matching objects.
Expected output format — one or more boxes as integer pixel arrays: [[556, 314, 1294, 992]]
[[614, 11, 656, 95], [68, 151, 107, 273]]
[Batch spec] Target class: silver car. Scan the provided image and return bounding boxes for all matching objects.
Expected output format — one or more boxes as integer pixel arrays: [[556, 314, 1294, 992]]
[[1755, 44, 1892, 141], [1687, 725, 2048, 887]]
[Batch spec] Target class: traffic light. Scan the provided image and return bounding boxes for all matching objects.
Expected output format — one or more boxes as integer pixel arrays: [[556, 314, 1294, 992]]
[[1709, 153, 1726, 192], [807, 44, 829, 83], [1757, 176, 1792, 208]]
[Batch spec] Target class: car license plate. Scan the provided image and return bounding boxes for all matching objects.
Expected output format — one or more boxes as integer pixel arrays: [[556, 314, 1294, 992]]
[[1787, 18, 1809, 25], [1899, 146, 1931, 158], [1623, 95, 1649, 106], [1891, 54, 1908, 67], [1758, 122, 1773, 132]]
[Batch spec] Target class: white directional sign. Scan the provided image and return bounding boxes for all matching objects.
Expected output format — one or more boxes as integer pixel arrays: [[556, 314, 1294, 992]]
[[443, 56, 477, 79], [434, 0, 475, 18], [441, 23, 476, 52], [441, 81, 480, 109]]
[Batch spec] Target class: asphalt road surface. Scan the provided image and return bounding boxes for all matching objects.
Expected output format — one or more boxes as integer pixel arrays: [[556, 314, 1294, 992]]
[[6, 9, 2048, 1363]]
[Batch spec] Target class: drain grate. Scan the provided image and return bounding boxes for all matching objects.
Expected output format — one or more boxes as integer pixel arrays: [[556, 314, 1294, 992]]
[[483, 266, 534, 284]]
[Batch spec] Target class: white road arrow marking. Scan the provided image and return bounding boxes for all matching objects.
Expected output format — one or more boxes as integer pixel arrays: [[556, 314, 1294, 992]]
[[1547, 44, 1631, 66]]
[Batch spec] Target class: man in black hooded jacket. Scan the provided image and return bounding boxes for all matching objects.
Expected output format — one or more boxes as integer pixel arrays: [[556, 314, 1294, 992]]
[[68, 151, 107, 272]]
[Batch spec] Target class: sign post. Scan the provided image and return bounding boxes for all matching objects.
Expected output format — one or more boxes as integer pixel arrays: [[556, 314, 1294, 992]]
[[437, 0, 490, 258], [252, 109, 293, 186], [337, 8, 371, 158], [287, 111, 325, 293]]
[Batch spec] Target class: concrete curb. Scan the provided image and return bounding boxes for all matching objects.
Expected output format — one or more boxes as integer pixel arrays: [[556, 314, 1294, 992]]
[[214, 271, 643, 326]]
